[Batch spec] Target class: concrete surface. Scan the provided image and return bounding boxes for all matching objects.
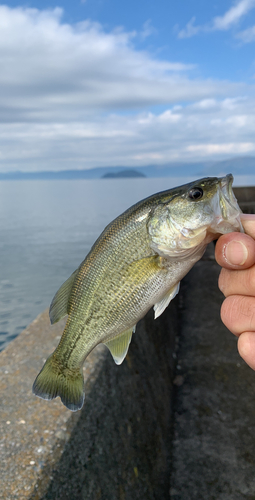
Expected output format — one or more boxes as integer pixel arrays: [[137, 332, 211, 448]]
[[0, 311, 107, 500], [234, 187, 255, 213], [0, 302, 177, 500]]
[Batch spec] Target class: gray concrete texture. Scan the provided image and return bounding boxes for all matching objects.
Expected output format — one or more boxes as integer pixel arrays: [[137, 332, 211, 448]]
[[0, 186, 255, 499], [234, 187, 255, 213], [0, 302, 177, 500]]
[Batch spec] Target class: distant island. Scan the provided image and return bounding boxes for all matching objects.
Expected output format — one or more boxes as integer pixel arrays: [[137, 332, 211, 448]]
[[102, 169, 146, 179], [0, 156, 254, 180]]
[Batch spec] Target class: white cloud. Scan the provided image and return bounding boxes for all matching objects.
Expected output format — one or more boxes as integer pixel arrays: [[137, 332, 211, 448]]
[[177, 17, 201, 39], [0, 5, 254, 171], [178, 0, 255, 38], [0, 5, 205, 125], [140, 20, 157, 40], [236, 24, 255, 41], [1, 95, 255, 170], [187, 142, 255, 155], [213, 0, 255, 30]]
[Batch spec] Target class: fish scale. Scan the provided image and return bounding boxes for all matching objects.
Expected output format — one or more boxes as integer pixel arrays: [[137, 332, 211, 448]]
[[33, 174, 243, 411]]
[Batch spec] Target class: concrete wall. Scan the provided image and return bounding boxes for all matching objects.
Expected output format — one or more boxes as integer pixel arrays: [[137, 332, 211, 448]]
[[0, 304, 178, 500], [234, 186, 255, 213]]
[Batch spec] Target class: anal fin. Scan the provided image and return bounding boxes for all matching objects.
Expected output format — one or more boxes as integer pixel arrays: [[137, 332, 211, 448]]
[[104, 326, 136, 365], [154, 282, 180, 319]]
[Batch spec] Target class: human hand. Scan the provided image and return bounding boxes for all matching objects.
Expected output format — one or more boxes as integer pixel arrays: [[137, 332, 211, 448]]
[[215, 214, 255, 370]]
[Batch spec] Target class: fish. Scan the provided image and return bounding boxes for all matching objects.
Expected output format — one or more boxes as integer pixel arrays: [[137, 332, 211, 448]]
[[33, 174, 243, 411]]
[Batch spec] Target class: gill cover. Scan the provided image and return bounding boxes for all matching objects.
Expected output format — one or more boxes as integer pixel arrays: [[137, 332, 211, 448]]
[[147, 174, 243, 258]]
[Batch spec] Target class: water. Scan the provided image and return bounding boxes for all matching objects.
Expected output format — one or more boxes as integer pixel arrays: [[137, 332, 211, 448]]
[[0, 177, 187, 350], [0, 174, 254, 350]]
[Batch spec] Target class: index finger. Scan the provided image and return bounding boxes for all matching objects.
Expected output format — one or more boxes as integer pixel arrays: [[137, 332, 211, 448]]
[[215, 214, 255, 270], [241, 214, 255, 239]]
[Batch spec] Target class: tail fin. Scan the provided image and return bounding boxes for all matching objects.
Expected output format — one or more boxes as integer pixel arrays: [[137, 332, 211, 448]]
[[32, 354, 85, 412]]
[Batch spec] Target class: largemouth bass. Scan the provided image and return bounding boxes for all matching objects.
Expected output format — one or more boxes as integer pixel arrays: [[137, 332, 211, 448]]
[[33, 174, 243, 411]]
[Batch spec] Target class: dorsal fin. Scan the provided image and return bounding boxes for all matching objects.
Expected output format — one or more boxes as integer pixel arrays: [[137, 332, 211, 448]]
[[49, 269, 79, 324], [104, 326, 136, 365], [154, 282, 180, 319]]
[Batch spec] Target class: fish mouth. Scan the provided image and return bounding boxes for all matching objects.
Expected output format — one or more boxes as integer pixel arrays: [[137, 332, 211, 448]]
[[210, 173, 243, 235]]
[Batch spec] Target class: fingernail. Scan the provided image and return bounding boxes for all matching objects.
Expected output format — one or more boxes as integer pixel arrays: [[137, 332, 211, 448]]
[[223, 240, 248, 266]]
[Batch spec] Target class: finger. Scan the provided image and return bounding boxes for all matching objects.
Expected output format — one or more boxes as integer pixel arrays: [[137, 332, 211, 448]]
[[215, 232, 255, 270], [220, 295, 255, 336], [241, 214, 255, 239], [218, 266, 255, 297], [238, 332, 255, 371]]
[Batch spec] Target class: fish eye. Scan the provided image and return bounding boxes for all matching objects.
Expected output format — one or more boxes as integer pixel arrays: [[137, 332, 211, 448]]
[[188, 187, 203, 201]]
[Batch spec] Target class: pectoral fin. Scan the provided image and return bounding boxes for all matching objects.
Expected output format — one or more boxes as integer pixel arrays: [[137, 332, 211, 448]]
[[104, 326, 136, 365], [49, 269, 79, 324], [154, 282, 180, 319]]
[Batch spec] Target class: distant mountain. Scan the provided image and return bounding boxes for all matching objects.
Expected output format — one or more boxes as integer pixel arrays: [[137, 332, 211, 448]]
[[0, 156, 254, 180], [102, 169, 146, 179], [198, 156, 255, 176]]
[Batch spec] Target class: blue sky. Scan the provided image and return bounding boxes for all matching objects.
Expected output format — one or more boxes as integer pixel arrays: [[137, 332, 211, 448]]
[[0, 0, 255, 172]]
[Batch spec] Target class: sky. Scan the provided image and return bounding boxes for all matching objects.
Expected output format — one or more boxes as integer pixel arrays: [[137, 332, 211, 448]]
[[0, 0, 255, 172]]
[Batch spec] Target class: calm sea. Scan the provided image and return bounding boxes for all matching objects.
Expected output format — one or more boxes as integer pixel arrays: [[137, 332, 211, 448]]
[[0, 174, 254, 350]]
